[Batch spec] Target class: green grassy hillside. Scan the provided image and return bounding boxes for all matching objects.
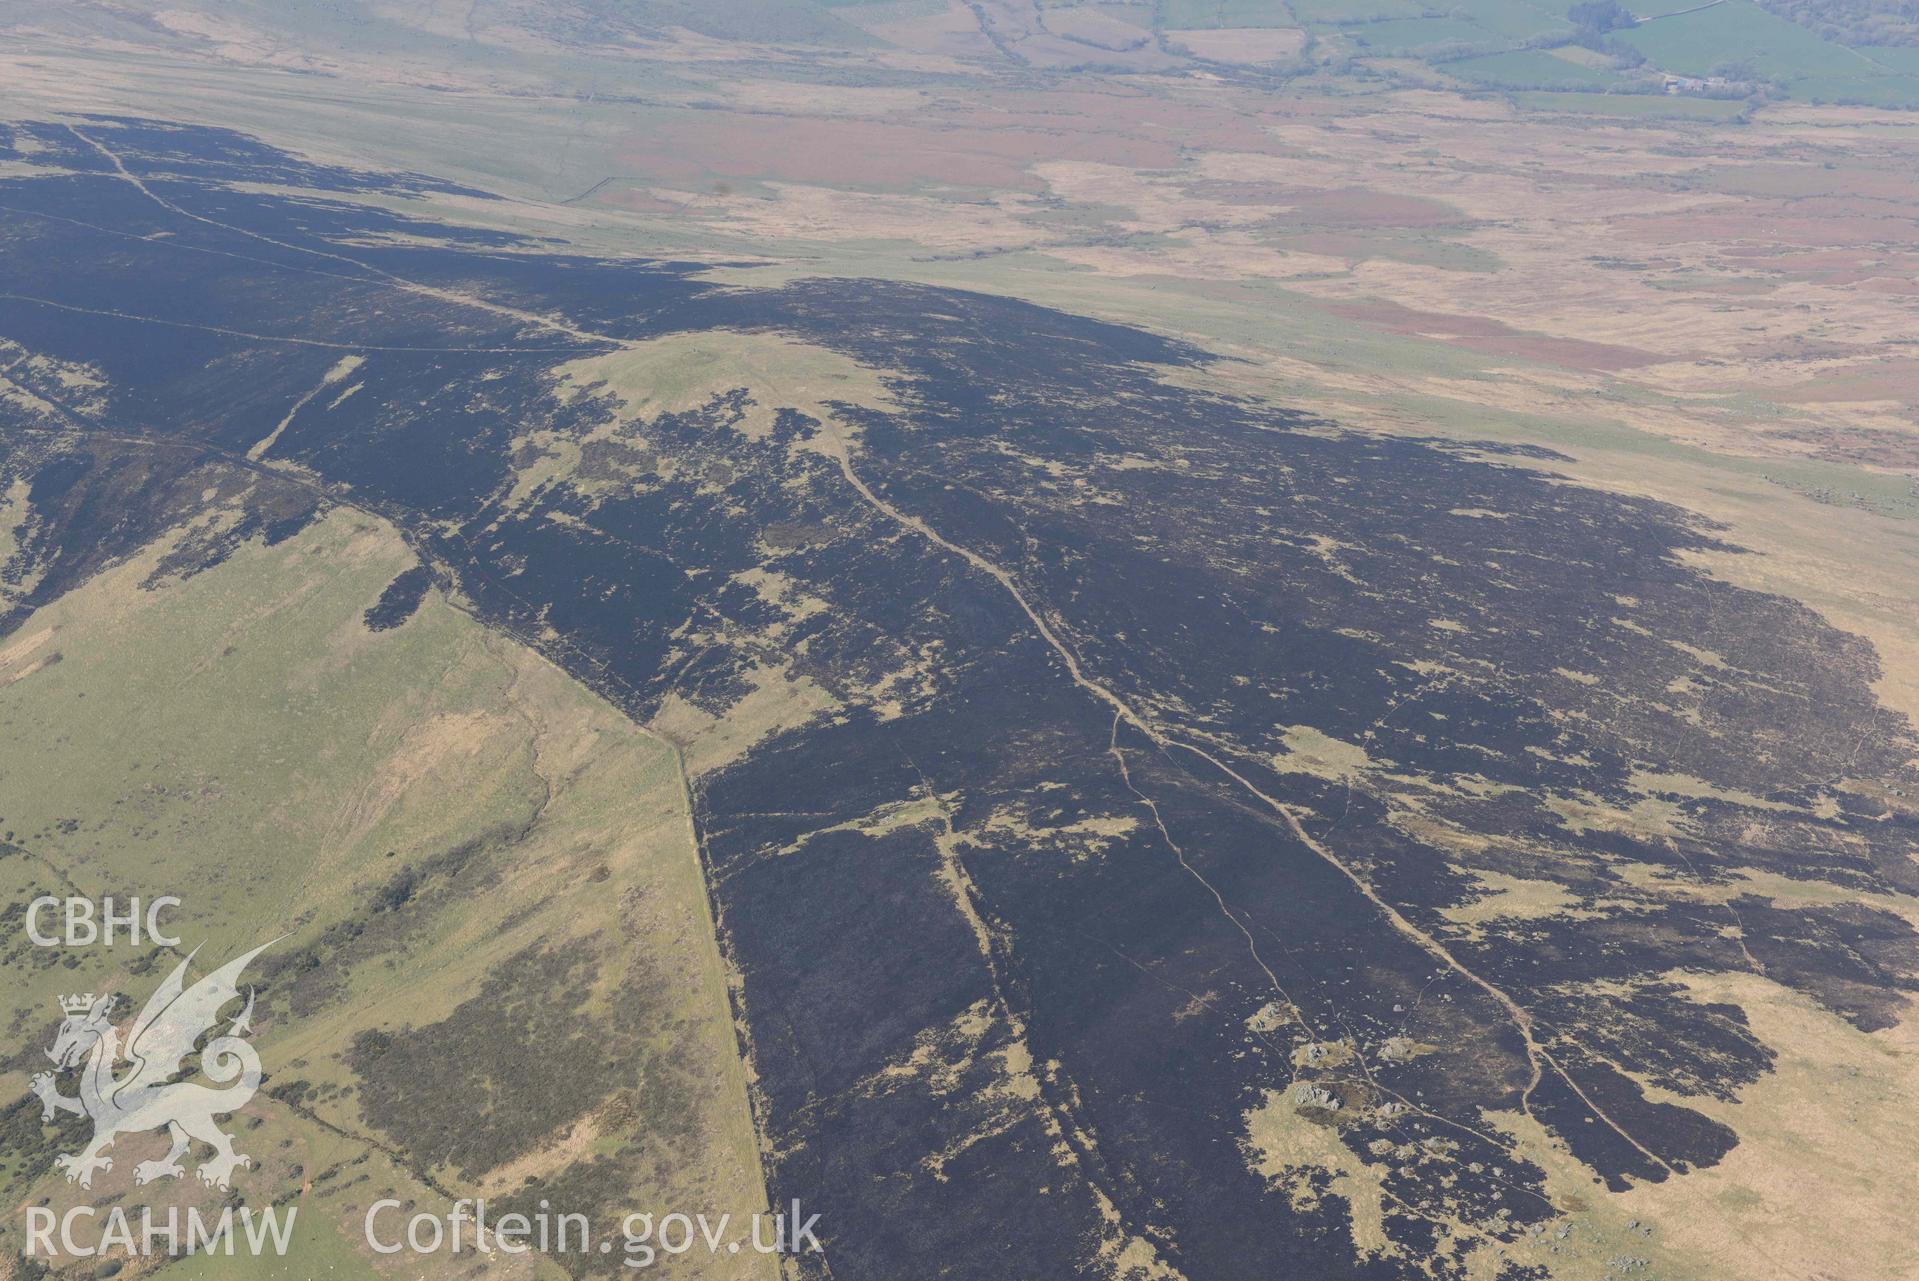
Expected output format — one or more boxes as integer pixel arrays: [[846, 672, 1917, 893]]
[[0, 507, 770, 1280]]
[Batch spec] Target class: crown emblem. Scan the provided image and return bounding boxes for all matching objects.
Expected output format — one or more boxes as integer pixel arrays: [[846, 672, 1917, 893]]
[[58, 993, 102, 1016]]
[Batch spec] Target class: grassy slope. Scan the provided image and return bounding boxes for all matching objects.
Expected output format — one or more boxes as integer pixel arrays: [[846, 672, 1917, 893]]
[[1445, 48, 1627, 87], [1621, 0, 1874, 77], [0, 508, 770, 1280]]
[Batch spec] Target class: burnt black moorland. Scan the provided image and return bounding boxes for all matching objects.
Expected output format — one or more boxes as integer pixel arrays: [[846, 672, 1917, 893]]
[[2, 117, 1915, 1280]]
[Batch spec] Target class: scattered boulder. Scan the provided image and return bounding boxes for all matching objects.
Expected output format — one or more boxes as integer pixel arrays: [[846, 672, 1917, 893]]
[[1289, 1082, 1342, 1110], [1377, 1035, 1437, 1063], [1291, 1039, 1355, 1069]]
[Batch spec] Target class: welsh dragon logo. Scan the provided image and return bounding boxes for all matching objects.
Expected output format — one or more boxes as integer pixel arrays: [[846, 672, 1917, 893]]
[[29, 940, 274, 1191]]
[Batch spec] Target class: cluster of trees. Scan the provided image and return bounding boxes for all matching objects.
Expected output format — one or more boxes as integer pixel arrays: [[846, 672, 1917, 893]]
[[1560, 0, 1646, 67], [1567, 0, 1635, 36], [1759, 0, 1919, 46]]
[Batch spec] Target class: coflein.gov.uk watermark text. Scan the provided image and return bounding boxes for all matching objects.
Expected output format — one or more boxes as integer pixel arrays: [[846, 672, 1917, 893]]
[[365, 1198, 824, 1269]]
